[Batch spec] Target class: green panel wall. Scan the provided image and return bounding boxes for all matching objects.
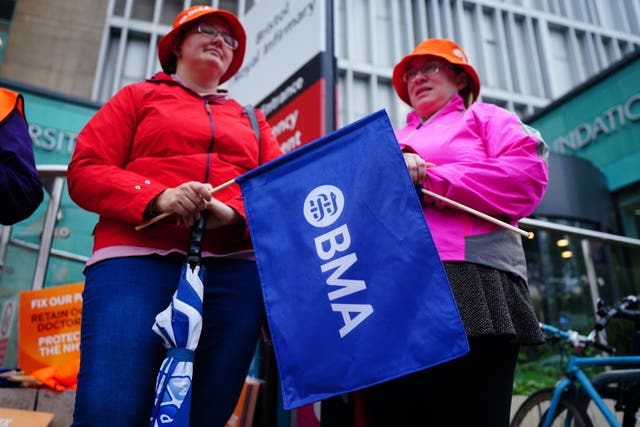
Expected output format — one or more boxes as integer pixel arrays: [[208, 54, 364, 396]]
[[529, 56, 640, 191]]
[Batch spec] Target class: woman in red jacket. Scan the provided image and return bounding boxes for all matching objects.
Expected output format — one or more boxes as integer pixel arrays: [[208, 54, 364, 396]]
[[67, 6, 282, 426]]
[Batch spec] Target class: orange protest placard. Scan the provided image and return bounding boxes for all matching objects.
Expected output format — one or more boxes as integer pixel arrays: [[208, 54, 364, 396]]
[[18, 283, 84, 376], [225, 377, 262, 427]]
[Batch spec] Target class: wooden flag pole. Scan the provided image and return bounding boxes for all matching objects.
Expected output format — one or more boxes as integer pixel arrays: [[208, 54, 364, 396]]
[[136, 181, 533, 239], [421, 188, 534, 239], [134, 179, 237, 231]]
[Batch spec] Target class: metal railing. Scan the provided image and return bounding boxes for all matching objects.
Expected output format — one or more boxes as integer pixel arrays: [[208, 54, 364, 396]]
[[2, 166, 639, 296], [519, 217, 640, 248], [0, 164, 88, 291], [519, 217, 640, 324]]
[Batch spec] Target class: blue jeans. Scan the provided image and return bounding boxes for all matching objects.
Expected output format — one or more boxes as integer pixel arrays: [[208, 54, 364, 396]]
[[71, 256, 265, 427]]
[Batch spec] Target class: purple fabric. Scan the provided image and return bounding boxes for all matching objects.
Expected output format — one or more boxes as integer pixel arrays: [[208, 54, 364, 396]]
[[0, 93, 43, 225]]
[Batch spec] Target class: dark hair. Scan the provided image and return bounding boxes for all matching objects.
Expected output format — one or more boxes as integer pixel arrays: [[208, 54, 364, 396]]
[[162, 25, 192, 74], [451, 65, 473, 108]]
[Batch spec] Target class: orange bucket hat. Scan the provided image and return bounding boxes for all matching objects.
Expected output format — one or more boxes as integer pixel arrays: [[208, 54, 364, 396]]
[[392, 39, 480, 106], [157, 5, 246, 84]]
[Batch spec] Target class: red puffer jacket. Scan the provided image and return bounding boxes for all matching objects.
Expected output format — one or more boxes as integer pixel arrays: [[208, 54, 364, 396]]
[[67, 72, 282, 255]]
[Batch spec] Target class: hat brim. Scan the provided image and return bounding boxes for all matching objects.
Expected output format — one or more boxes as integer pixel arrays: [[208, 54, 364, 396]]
[[158, 9, 246, 84], [392, 52, 480, 106]]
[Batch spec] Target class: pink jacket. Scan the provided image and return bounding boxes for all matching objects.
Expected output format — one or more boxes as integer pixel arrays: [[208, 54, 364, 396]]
[[396, 94, 549, 280]]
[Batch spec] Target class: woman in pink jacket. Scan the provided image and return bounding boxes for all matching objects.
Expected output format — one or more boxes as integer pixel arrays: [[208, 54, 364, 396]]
[[359, 39, 548, 426], [67, 6, 281, 426]]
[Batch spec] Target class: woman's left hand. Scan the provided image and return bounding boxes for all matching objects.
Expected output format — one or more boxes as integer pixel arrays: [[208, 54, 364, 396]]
[[205, 197, 242, 229]]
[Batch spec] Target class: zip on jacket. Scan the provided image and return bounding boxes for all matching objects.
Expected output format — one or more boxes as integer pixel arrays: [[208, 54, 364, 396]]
[[67, 72, 283, 256]]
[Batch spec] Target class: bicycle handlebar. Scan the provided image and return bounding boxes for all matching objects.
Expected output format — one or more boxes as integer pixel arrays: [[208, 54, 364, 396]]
[[540, 323, 617, 354], [596, 294, 640, 331], [540, 294, 640, 354], [591, 340, 617, 354]]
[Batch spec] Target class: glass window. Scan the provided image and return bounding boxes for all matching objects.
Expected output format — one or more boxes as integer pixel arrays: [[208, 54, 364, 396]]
[[481, 8, 506, 90], [546, 27, 574, 97], [425, 0, 441, 37], [591, 32, 607, 71], [556, 0, 569, 17], [98, 28, 121, 102], [375, 0, 392, 67], [161, 0, 182, 25], [131, 0, 155, 21], [396, 0, 414, 60], [113, 0, 126, 17], [509, 15, 534, 95], [338, 71, 349, 128], [0, 0, 15, 67], [618, 40, 636, 56], [352, 0, 372, 63], [335, 0, 348, 59], [584, 0, 600, 25], [0, 28, 8, 67], [623, 1, 640, 34], [576, 30, 596, 76], [530, 0, 546, 12], [514, 103, 530, 119], [372, 78, 394, 119], [595, 1, 624, 32], [244, 0, 256, 15], [617, 185, 640, 239], [460, 3, 482, 83], [122, 31, 151, 87], [523, 229, 595, 331], [219, 0, 238, 15], [352, 73, 372, 121], [601, 36, 617, 64], [568, 0, 584, 22], [482, 96, 507, 109], [394, 100, 412, 130], [0, 0, 16, 20]]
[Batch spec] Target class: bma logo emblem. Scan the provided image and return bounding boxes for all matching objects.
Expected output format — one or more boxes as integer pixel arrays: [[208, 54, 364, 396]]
[[303, 185, 344, 227], [304, 184, 373, 338]]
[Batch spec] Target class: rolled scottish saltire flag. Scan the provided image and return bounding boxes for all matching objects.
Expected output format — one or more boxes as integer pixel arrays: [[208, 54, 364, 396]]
[[236, 109, 469, 410], [149, 263, 205, 427]]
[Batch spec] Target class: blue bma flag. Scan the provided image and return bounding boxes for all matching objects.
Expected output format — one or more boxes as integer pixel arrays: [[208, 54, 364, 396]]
[[236, 110, 469, 410]]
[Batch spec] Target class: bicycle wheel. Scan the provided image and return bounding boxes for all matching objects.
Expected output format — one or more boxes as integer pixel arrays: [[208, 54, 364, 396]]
[[511, 388, 594, 427]]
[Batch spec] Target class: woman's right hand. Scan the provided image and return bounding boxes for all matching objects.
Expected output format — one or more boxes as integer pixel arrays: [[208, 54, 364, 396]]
[[150, 181, 213, 228], [403, 152, 435, 186]]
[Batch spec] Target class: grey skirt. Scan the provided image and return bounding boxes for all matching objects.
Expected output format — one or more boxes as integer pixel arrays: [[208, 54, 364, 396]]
[[443, 262, 545, 345]]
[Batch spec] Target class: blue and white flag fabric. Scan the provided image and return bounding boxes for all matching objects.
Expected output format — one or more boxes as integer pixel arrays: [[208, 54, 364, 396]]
[[149, 264, 205, 427], [236, 110, 469, 410]]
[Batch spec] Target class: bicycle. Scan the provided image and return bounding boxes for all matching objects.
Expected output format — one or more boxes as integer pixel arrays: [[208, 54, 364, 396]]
[[510, 294, 640, 427]]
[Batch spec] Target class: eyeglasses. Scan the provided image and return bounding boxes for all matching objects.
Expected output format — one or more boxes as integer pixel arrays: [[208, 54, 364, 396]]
[[195, 24, 239, 50], [402, 63, 441, 82]]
